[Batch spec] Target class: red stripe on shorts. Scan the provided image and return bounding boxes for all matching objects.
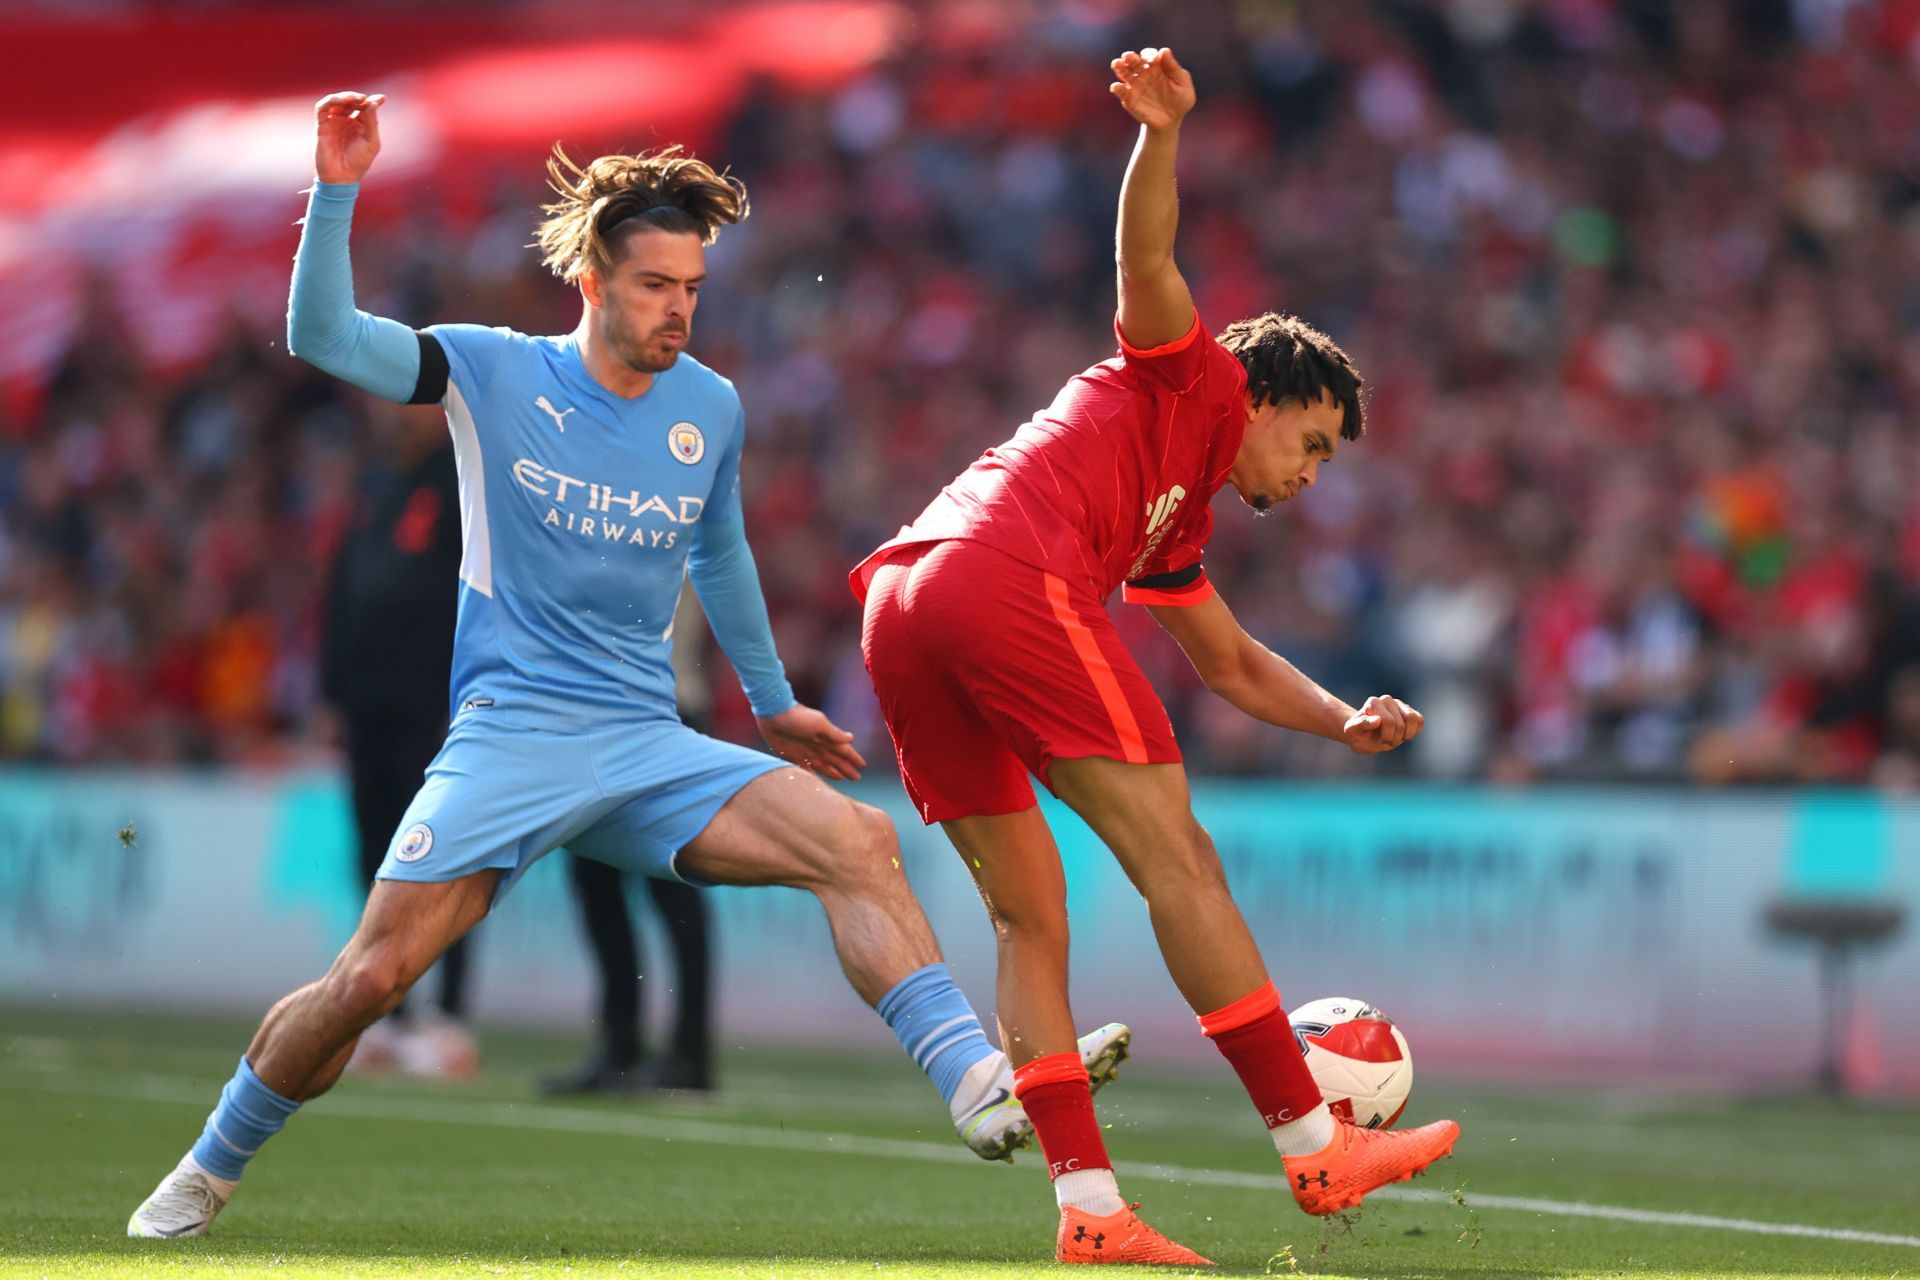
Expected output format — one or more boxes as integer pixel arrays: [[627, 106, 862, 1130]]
[[1042, 573, 1149, 765]]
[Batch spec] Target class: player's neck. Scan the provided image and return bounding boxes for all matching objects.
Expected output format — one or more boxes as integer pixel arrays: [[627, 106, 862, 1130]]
[[574, 318, 658, 400]]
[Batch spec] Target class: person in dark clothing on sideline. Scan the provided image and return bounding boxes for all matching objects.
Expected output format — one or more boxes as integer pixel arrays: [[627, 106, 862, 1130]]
[[543, 860, 714, 1093], [543, 585, 716, 1095], [321, 400, 478, 1077]]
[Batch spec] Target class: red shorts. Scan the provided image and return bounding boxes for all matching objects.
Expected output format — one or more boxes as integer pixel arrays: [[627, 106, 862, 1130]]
[[860, 538, 1182, 824]]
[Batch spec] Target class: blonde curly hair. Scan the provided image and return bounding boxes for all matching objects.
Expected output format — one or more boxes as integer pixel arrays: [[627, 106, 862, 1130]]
[[534, 144, 749, 283]]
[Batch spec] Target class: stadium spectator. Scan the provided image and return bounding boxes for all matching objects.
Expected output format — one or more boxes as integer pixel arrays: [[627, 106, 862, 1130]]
[[5, 1, 1920, 790]]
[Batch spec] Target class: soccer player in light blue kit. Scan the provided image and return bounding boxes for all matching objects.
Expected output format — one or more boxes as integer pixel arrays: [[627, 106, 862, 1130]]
[[129, 91, 1128, 1239]]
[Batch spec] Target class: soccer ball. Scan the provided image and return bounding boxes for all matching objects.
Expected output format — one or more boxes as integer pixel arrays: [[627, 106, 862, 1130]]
[[1289, 996, 1413, 1129]]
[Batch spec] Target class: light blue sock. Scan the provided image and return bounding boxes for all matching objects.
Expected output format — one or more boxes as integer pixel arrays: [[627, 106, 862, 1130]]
[[189, 1056, 302, 1182], [876, 963, 996, 1105]]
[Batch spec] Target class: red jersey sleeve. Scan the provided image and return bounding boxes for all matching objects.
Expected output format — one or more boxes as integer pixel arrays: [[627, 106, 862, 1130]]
[[1122, 562, 1215, 607], [1115, 310, 1247, 409], [1121, 504, 1217, 607], [1116, 309, 1210, 387]]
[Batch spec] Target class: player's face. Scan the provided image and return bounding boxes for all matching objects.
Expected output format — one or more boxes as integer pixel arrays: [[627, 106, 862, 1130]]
[[588, 228, 706, 374], [1228, 388, 1343, 514]]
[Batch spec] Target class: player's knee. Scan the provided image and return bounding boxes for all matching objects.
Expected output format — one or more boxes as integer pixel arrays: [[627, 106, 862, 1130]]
[[331, 947, 414, 1027], [979, 882, 1069, 952], [1138, 823, 1229, 903], [841, 802, 902, 884], [989, 903, 1069, 955], [793, 799, 897, 890]]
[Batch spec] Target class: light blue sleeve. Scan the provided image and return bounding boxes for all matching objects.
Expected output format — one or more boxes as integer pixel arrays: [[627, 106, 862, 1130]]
[[286, 182, 425, 403], [687, 403, 797, 719]]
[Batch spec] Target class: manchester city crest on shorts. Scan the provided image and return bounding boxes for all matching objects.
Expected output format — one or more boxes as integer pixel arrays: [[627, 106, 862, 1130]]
[[669, 421, 705, 465], [395, 822, 434, 863]]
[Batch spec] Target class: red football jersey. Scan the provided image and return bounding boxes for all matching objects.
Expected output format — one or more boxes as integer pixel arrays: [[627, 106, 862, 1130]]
[[852, 311, 1248, 607]]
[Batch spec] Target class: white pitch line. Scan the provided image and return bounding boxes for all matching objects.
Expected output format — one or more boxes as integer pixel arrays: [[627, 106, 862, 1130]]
[[5, 1068, 1918, 1250]]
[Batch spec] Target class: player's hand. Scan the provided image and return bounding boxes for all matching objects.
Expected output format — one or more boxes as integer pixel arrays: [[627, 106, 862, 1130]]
[[757, 704, 867, 782], [1341, 695, 1424, 755], [1110, 47, 1195, 131], [314, 91, 385, 185]]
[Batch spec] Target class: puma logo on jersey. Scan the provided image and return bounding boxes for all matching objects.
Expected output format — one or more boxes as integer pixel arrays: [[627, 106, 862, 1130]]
[[534, 396, 577, 433], [1129, 485, 1188, 577]]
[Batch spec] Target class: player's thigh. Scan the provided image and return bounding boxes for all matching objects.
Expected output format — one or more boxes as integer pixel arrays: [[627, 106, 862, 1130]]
[[569, 723, 789, 884], [1046, 756, 1222, 896], [334, 870, 504, 991], [673, 766, 892, 891], [377, 715, 608, 898], [928, 550, 1179, 785], [862, 549, 1036, 824], [941, 806, 1068, 939]]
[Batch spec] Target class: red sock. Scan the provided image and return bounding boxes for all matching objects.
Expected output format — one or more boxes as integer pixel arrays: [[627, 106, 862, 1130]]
[[1198, 981, 1323, 1128], [1012, 1052, 1112, 1178]]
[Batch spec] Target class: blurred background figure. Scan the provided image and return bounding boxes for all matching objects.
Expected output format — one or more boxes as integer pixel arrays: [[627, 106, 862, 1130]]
[[320, 400, 478, 1079], [544, 589, 717, 1097], [5, 2, 1920, 789], [543, 859, 714, 1095]]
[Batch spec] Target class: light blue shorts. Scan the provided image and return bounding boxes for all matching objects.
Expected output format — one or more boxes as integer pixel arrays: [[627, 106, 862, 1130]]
[[377, 710, 788, 897]]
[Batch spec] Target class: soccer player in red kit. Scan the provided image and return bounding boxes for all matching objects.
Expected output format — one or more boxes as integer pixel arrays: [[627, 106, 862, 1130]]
[[853, 48, 1460, 1265]]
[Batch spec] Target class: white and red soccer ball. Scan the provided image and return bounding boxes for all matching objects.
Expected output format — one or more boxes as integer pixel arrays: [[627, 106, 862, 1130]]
[[1289, 996, 1413, 1129]]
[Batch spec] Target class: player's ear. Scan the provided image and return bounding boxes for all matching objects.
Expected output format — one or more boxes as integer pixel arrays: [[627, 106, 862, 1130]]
[[579, 267, 605, 310]]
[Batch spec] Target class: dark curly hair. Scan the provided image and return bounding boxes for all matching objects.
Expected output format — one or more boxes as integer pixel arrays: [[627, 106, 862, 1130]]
[[535, 143, 749, 282], [1216, 312, 1366, 440]]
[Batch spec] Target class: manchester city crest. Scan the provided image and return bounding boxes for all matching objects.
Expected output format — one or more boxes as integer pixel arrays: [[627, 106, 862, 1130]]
[[669, 422, 706, 465], [395, 823, 434, 863]]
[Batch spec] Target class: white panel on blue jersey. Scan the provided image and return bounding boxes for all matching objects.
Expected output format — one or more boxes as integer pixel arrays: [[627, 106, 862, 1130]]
[[445, 383, 494, 598]]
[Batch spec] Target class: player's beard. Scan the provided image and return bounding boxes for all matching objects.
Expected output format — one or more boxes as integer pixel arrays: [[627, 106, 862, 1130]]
[[610, 312, 687, 374]]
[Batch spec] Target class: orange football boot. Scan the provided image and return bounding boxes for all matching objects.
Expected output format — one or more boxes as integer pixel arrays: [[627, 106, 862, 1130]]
[[1056, 1203, 1213, 1266], [1283, 1117, 1461, 1216]]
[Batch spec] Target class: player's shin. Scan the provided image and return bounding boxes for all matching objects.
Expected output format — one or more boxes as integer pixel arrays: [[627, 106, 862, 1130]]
[[1013, 1053, 1125, 1214], [1198, 979, 1336, 1157]]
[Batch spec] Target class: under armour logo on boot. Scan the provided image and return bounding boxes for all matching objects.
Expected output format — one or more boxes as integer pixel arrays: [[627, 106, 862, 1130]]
[[1073, 1226, 1106, 1249], [1297, 1170, 1330, 1190]]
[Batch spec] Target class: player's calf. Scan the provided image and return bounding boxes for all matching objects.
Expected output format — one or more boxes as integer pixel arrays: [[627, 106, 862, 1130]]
[[129, 874, 492, 1238]]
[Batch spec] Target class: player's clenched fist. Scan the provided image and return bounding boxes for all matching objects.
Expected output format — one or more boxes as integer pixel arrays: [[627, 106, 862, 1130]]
[[314, 91, 385, 185], [1109, 46, 1195, 131], [1341, 695, 1424, 755]]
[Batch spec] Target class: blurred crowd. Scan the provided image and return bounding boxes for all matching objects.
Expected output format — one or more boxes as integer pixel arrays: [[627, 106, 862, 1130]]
[[7, 0, 1920, 787]]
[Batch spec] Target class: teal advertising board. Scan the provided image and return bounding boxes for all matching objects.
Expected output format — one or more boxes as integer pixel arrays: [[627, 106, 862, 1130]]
[[1, 771, 1913, 1093]]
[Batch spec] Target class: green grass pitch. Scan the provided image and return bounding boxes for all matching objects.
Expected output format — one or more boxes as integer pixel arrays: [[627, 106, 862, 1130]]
[[2, 1006, 1915, 1278]]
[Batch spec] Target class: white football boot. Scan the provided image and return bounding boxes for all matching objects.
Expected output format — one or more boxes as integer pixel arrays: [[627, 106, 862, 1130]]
[[127, 1154, 234, 1238], [950, 1021, 1132, 1162]]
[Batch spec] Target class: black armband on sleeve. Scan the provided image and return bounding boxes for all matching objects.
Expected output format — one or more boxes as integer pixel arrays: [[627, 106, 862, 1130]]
[[406, 331, 449, 405], [1125, 563, 1206, 592]]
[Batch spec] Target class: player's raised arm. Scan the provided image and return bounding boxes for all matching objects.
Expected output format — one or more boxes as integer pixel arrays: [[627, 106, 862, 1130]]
[[1111, 47, 1198, 350], [1146, 590, 1423, 755], [287, 92, 445, 406]]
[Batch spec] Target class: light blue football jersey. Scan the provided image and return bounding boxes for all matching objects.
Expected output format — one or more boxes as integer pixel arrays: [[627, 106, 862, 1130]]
[[424, 324, 789, 727]]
